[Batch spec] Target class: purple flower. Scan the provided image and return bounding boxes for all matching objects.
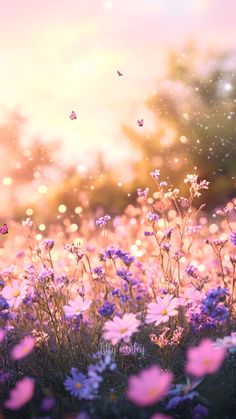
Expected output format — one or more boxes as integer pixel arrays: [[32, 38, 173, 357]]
[[147, 212, 159, 223], [93, 266, 104, 277], [150, 169, 160, 179], [0, 296, 9, 311], [137, 187, 149, 198], [185, 265, 198, 278], [42, 239, 54, 251], [144, 231, 154, 236], [38, 268, 54, 283], [116, 268, 136, 285], [64, 368, 95, 400], [98, 301, 115, 317], [95, 215, 111, 228], [230, 232, 236, 246]]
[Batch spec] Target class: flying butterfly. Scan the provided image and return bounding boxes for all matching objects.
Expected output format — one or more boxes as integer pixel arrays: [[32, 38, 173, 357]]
[[0, 224, 8, 235], [69, 111, 77, 120], [117, 70, 123, 76], [137, 119, 143, 127]]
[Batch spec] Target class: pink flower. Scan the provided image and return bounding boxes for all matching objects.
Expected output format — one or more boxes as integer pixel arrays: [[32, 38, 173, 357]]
[[2, 279, 28, 308], [4, 377, 35, 410], [146, 294, 179, 326], [0, 329, 5, 342], [151, 414, 173, 419], [126, 365, 173, 406], [103, 313, 140, 345], [11, 336, 35, 361], [185, 339, 226, 377], [64, 295, 91, 318]]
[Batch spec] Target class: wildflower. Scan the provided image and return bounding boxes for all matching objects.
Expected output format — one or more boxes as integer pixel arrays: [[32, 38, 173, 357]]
[[214, 332, 236, 352], [150, 169, 161, 179], [4, 377, 34, 410], [146, 295, 179, 326], [116, 268, 136, 285], [42, 239, 55, 250], [103, 313, 140, 345], [11, 336, 35, 361], [147, 212, 159, 223], [144, 231, 154, 236], [160, 181, 168, 187], [185, 339, 226, 377], [98, 301, 115, 318], [185, 265, 198, 278], [137, 187, 149, 198], [64, 295, 91, 318], [230, 232, 236, 246], [2, 279, 28, 308], [64, 368, 94, 399], [93, 266, 104, 277], [95, 214, 111, 228], [38, 268, 54, 283], [22, 218, 34, 227], [0, 329, 4, 342], [126, 365, 172, 406], [0, 295, 9, 310]]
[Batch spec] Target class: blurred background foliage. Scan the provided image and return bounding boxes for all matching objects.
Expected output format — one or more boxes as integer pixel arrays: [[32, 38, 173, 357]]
[[1, 45, 236, 225]]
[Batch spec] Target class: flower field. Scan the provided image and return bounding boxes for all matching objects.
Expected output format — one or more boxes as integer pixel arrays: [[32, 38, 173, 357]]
[[0, 172, 236, 419]]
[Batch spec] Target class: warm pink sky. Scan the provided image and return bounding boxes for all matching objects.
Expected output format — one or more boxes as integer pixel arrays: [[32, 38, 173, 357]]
[[0, 0, 236, 165]]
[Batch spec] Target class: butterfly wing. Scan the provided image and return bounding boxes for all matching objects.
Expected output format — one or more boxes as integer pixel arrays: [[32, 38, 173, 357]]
[[117, 70, 123, 76], [0, 223, 8, 234], [137, 119, 143, 127]]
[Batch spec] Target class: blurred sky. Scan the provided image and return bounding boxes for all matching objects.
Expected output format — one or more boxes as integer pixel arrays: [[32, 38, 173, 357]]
[[0, 0, 236, 165]]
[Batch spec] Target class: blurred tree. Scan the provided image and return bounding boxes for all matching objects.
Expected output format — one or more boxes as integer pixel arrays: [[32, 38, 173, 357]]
[[123, 45, 236, 209]]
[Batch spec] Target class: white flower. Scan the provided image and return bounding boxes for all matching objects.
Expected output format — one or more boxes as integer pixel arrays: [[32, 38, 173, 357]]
[[103, 313, 140, 345], [64, 295, 91, 318]]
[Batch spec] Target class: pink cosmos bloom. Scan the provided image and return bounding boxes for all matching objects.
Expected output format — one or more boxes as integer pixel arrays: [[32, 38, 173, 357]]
[[4, 377, 35, 410], [126, 365, 173, 406], [179, 287, 202, 306], [0, 329, 5, 342], [103, 313, 140, 345], [2, 279, 28, 308], [151, 414, 173, 419], [185, 338, 226, 377], [11, 336, 35, 361], [64, 295, 91, 318], [146, 294, 179, 326]]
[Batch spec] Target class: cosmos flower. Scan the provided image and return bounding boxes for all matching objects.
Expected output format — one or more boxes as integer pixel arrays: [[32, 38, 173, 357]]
[[103, 313, 140, 345], [2, 279, 28, 308], [11, 336, 35, 361], [146, 295, 179, 326], [4, 377, 35, 410], [126, 365, 173, 406], [64, 368, 95, 400], [64, 295, 91, 318], [185, 339, 226, 377]]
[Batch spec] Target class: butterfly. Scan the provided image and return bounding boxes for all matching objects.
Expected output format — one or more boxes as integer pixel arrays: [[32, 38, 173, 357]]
[[69, 111, 77, 120], [0, 224, 8, 235], [137, 119, 143, 127], [117, 70, 123, 76]]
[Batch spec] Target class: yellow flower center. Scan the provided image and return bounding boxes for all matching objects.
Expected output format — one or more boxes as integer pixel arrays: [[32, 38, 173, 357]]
[[148, 387, 159, 397], [13, 290, 20, 298], [75, 382, 82, 389], [161, 309, 167, 315], [120, 327, 128, 334], [203, 358, 211, 366]]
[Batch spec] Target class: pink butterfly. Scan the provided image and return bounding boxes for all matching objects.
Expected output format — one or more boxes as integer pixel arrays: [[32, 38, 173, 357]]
[[0, 224, 8, 235], [117, 70, 123, 76], [69, 111, 77, 120], [137, 119, 143, 127]]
